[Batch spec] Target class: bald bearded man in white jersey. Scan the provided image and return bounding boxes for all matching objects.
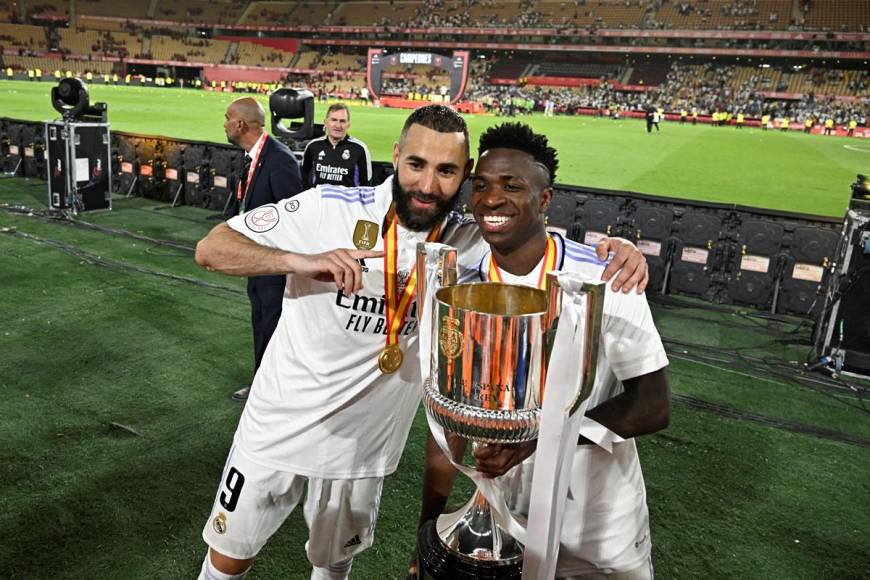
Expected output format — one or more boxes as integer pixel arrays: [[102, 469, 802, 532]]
[[194, 105, 650, 580], [411, 123, 670, 580]]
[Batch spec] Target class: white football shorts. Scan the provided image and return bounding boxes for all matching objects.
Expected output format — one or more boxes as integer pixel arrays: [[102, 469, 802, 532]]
[[202, 447, 384, 567]]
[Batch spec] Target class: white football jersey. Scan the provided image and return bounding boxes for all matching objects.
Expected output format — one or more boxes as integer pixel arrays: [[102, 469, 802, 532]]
[[474, 233, 669, 574], [226, 176, 486, 478]]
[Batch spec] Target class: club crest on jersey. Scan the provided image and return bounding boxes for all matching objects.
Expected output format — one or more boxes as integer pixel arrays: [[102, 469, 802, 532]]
[[285, 199, 300, 212], [245, 205, 279, 233], [213, 512, 228, 535], [342, 149, 351, 160], [318, 150, 326, 159], [353, 220, 378, 250]]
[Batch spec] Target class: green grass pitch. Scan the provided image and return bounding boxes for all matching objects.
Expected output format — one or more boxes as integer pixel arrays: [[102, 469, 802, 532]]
[[2, 79, 867, 217], [1, 80, 869, 579]]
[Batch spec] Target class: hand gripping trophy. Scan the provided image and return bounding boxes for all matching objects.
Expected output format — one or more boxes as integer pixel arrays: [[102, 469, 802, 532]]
[[415, 243, 606, 580]]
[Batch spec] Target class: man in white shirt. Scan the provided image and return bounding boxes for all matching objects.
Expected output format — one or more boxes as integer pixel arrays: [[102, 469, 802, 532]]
[[194, 106, 650, 580], [412, 122, 671, 579]]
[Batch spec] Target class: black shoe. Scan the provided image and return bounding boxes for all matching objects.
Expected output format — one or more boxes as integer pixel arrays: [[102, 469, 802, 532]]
[[232, 387, 250, 402]]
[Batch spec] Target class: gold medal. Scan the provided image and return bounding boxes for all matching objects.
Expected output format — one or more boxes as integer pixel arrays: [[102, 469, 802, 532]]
[[378, 345, 404, 374], [379, 204, 441, 375]]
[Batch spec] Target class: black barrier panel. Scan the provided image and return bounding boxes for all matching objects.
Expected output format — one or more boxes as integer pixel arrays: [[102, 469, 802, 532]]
[[162, 142, 185, 202], [135, 138, 162, 200], [20, 124, 46, 179], [778, 226, 839, 316], [2, 122, 24, 175], [727, 219, 785, 308], [631, 203, 676, 293], [547, 188, 578, 231], [113, 134, 137, 195], [669, 210, 724, 299], [572, 197, 623, 247], [207, 148, 239, 212], [182, 145, 208, 207]]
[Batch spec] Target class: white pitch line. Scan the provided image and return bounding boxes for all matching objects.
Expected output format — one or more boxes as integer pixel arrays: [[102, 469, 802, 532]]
[[844, 145, 870, 153]]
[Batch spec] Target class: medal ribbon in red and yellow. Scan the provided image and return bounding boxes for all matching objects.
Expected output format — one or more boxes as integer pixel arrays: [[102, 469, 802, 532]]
[[379, 205, 442, 373], [487, 234, 557, 290]]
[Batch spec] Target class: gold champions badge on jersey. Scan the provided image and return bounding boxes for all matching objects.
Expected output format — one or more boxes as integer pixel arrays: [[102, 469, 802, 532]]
[[353, 220, 379, 250]]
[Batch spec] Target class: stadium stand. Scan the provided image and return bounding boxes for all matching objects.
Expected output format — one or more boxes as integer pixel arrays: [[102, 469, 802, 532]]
[[148, 34, 231, 63], [330, 1, 419, 26], [77, 0, 149, 20], [232, 40, 294, 67], [154, 0, 248, 25], [801, 0, 870, 32], [653, 0, 794, 31], [56, 27, 141, 59], [25, 0, 68, 20], [240, 1, 333, 26], [0, 22, 48, 51], [2, 54, 115, 74]]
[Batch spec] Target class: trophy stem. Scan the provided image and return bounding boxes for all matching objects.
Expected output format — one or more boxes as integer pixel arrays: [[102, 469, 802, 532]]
[[436, 488, 523, 562], [417, 489, 524, 579]]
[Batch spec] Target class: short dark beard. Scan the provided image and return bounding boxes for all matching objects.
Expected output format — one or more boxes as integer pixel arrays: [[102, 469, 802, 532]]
[[391, 175, 460, 232]]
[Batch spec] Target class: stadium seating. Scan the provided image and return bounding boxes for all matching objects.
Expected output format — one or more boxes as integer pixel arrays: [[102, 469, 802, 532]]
[[154, 0, 247, 25], [1, 54, 115, 75], [538, 0, 648, 28], [234, 41, 293, 67], [0, 22, 48, 50], [76, 0, 149, 19], [148, 34, 231, 63], [801, 0, 870, 32], [654, 0, 793, 30], [25, 0, 68, 20], [330, 1, 419, 26], [56, 27, 141, 58], [240, 1, 333, 26], [0, 0, 14, 21]]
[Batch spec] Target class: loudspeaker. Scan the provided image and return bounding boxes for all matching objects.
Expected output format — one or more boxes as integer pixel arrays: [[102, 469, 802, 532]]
[[816, 206, 870, 375]]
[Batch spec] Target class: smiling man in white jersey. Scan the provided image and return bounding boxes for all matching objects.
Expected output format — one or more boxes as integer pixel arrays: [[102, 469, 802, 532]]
[[193, 106, 650, 580], [412, 123, 671, 580]]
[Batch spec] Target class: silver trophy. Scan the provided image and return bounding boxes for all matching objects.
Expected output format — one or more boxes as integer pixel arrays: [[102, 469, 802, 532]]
[[416, 244, 605, 579]]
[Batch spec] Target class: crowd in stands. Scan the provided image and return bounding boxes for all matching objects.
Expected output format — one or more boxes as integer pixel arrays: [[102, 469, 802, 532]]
[[457, 58, 867, 126]]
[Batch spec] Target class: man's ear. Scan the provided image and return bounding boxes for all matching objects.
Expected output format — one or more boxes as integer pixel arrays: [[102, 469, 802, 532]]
[[463, 158, 474, 180], [539, 186, 553, 214], [392, 142, 400, 170]]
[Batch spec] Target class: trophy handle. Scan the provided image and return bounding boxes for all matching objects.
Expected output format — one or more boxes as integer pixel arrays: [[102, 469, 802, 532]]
[[544, 272, 606, 416], [416, 242, 458, 299]]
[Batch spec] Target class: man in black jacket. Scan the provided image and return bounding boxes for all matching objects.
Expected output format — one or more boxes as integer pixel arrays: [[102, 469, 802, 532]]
[[223, 97, 303, 401], [301, 103, 372, 187]]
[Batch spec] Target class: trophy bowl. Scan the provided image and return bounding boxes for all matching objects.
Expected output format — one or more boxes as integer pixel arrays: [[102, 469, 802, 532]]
[[418, 282, 550, 579]]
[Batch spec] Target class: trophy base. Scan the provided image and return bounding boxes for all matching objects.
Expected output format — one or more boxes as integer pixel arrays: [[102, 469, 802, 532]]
[[417, 519, 523, 579]]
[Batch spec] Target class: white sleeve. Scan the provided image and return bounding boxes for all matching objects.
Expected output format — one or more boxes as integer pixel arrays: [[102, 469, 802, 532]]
[[600, 289, 669, 382], [226, 185, 323, 253]]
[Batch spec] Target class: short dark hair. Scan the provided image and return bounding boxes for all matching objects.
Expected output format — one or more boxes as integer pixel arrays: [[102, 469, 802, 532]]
[[326, 102, 349, 121], [478, 122, 558, 185], [399, 105, 469, 157]]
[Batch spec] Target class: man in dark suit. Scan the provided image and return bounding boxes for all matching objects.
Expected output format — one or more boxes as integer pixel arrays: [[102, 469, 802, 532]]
[[223, 97, 303, 401]]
